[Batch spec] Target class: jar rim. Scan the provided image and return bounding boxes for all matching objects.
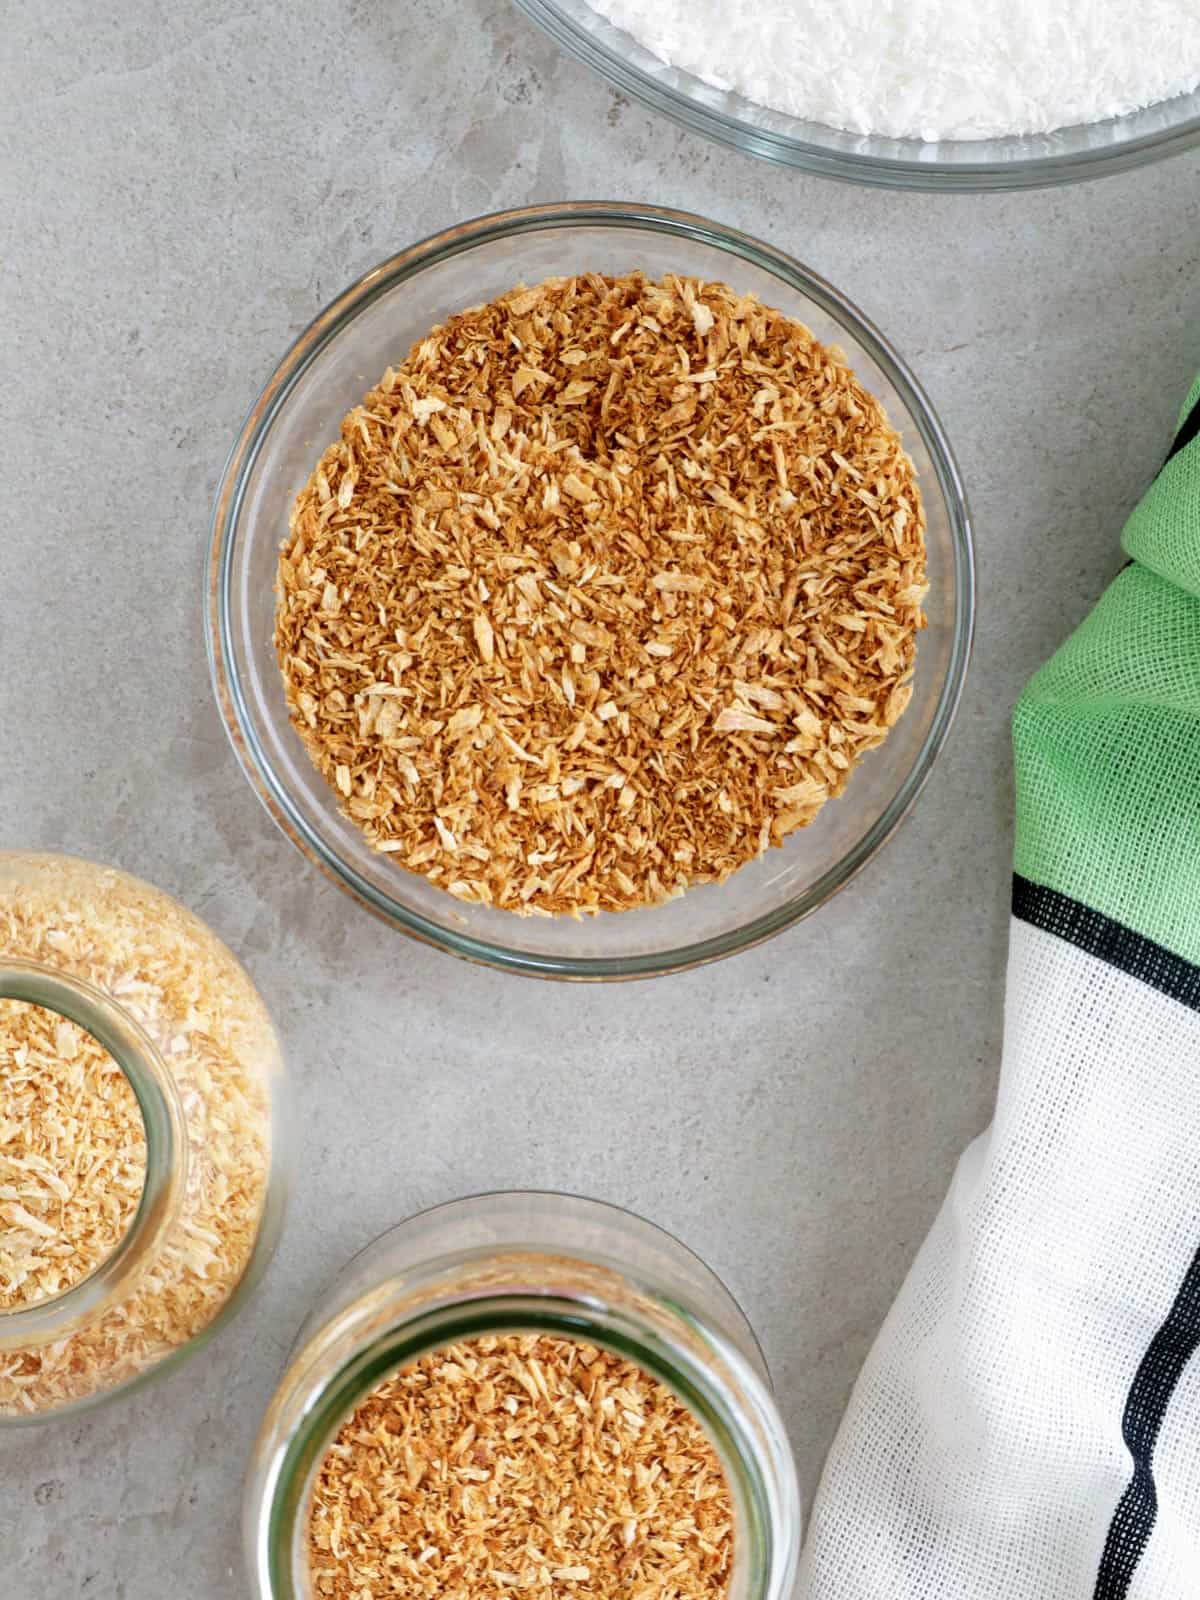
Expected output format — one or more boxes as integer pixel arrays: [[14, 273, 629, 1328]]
[[292, 1191, 774, 1378], [0, 959, 189, 1349]]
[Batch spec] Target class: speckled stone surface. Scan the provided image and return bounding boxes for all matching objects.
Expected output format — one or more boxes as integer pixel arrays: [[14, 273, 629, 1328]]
[[2, 3, 1199, 1593]]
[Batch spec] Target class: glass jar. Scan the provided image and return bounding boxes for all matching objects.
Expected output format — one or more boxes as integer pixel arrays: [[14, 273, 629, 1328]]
[[0, 851, 288, 1421], [246, 1192, 800, 1600]]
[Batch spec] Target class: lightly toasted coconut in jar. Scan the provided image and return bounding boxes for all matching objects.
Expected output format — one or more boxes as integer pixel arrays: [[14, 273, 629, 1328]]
[[0, 1003, 146, 1310], [0, 854, 279, 1418]]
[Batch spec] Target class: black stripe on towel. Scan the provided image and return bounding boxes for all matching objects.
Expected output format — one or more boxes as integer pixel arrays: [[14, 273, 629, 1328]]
[[1092, 1245, 1200, 1600], [1013, 876, 1200, 1595], [1012, 875, 1200, 1013], [1161, 390, 1200, 471]]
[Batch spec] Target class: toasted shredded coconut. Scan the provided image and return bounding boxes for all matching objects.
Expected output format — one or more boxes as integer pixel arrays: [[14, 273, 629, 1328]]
[[276, 273, 926, 915], [0, 1004, 146, 1309], [307, 1332, 734, 1600], [0, 855, 277, 1417]]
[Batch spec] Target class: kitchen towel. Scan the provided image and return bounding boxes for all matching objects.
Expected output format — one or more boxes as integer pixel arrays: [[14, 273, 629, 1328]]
[[799, 375, 1200, 1599]]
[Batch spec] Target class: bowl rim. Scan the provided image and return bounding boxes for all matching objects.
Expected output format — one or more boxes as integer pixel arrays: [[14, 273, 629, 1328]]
[[512, 0, 1200, 190], [206, 200, 975, 981]]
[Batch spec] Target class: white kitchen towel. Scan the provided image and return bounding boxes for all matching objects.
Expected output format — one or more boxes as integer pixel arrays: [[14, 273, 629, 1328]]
[[799, 376, 1200, 1599]]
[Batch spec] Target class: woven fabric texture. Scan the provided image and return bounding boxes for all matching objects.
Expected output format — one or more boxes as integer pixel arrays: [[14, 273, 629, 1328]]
[[1013, 562, 1200, 964], [799, 923, 1200, 1599], [800, 377, 1200, 1599]]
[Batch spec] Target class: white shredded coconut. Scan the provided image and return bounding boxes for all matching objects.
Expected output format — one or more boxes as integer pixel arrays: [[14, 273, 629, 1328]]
[[589, 0, 1200, 141]]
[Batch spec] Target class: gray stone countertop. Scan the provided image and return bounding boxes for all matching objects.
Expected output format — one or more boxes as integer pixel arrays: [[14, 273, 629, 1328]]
[[2, 2, 1199, 1593]]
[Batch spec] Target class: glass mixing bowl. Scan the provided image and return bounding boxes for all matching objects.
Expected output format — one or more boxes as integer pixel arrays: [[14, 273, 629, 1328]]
[[513, 0, 1200, 190], [208, 202, 973, 980]]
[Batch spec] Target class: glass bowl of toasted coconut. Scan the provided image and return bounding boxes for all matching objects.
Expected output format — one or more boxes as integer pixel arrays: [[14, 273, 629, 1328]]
[[208, 202, 973, 980]]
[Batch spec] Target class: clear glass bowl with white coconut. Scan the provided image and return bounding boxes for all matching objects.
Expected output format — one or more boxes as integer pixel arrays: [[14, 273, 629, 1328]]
[[513, 0, 1200, 189]]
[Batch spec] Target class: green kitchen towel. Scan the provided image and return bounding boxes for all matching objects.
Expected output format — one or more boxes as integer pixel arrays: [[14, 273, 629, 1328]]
[[800, 377, 1200, 1600], [1015, 376, 1200, 963]]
